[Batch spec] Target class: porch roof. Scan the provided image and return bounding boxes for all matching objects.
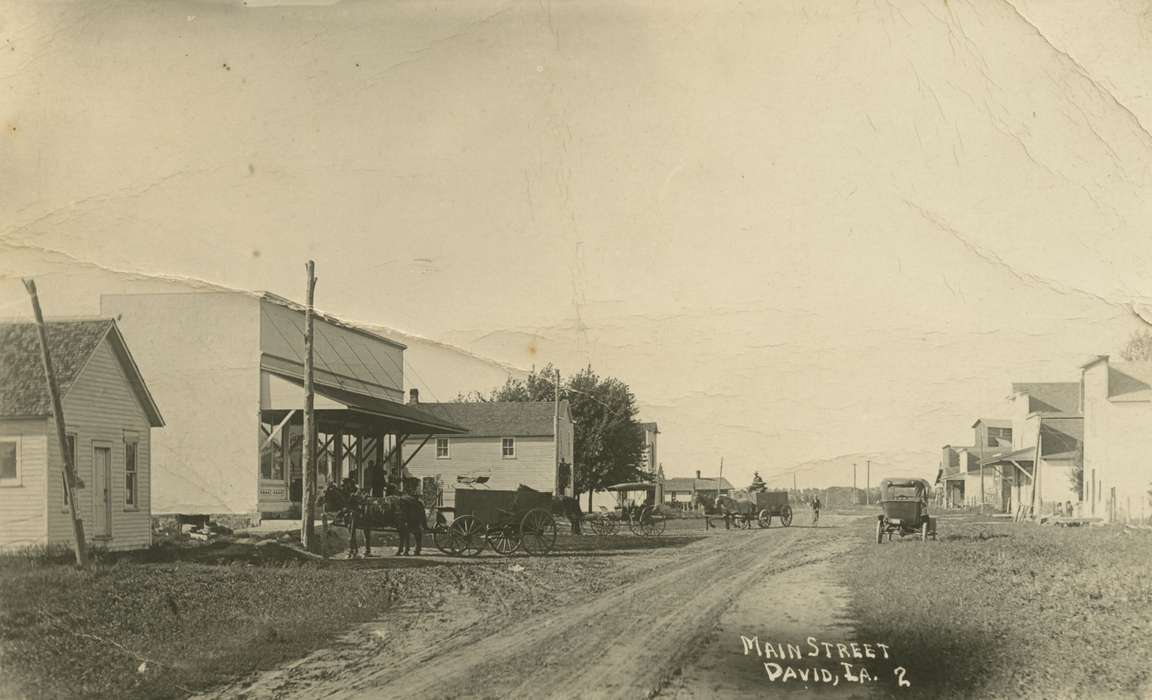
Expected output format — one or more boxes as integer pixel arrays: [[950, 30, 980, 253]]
[[265, 372, 467, 435]]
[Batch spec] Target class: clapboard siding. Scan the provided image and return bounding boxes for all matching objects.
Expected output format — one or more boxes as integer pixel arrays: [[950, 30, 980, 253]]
[[46, 339, 154, 551], [406, 436, 556, 508], [0, 420, 49, 549]]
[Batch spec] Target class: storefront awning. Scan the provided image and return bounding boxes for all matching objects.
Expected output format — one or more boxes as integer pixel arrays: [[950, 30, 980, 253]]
[[265, 372, 467, 435]]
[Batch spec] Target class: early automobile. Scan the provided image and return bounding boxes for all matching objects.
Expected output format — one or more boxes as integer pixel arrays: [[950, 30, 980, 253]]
[[875, 477, 937, 543]]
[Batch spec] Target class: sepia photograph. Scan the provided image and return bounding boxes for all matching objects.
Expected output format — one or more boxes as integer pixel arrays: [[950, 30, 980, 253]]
[[1, 1, 1151, 698]]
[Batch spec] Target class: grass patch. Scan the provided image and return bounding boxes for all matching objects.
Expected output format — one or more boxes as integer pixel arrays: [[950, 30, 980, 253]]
[[0, 541, 452, 699], [838, 516, 1152, 698]]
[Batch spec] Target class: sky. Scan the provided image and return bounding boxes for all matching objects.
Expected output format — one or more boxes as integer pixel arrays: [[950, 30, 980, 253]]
[[3, 0, 1152, 491]]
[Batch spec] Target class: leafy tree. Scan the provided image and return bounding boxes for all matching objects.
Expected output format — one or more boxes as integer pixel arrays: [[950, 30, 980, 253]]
[[460, 364, 646, 508], [1120, 328, 1152, 361]]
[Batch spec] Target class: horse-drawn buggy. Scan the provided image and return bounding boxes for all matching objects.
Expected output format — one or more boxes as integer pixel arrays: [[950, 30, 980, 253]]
[[433, 484, 559, 556], [875, 477, 937, 543], [586, 481, 667, 537]]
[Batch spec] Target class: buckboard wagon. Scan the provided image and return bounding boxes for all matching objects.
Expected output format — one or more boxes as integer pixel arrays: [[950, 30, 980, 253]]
[[433, 485, 558, 556], [718, 490, 792, 528]]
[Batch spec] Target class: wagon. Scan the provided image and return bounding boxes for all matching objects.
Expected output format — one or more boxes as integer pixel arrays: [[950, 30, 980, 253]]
[[875, 477, 937, 543], [433, 485, 558, 556], [754, 490, 792, 528], [586, 481, 667, 537]]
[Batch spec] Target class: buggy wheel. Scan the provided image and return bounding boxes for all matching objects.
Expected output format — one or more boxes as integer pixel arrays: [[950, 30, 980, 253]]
[[589, 515, 616, 536], [780, 505, 793, 527], [920, 521, 929, 542], [520, 508, 558, 555], [757, 509, 772, 528], [450, 515, 485, 557], [876, 520, 885, 544], [486, 524, 520, 556], [432, 525, 456, 555], [640, 513, 667, 537]]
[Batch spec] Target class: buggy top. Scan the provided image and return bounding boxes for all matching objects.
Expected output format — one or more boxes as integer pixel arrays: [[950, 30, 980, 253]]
[[878, 478, 933, 501]]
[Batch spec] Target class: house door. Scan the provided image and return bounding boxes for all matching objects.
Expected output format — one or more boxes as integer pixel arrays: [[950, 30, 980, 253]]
[[93, 446, 113, 538]]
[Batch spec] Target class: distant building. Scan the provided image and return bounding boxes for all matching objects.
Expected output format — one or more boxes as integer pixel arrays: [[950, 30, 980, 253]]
[[636, 422, 662, 502], [0, 320, 163, 551], [1081, 357, 1152, 523], [663, 470, 734, 506], [403, 396, 575, 508], [964, 419, 1013, 508], [940, 444, 972, 508], [980, 383, 1082, 515]]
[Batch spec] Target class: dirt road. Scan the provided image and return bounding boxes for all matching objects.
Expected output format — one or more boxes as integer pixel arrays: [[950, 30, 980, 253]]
[[201, 515, 867, 700]]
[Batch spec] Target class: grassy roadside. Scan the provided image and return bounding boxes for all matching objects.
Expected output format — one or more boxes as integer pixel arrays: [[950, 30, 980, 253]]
[[836, 514, 1152, 698], [0, 529, 693, 700]]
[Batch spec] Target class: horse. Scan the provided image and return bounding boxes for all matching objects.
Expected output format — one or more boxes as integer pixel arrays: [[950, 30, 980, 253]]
[[715, 494, 756, 529], [321, 479, 429, 557], [553, 495, 585, 534]]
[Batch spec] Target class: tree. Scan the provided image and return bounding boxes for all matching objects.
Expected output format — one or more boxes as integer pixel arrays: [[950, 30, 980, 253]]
[[1120, 328, 1152, 361], [460, 364, 646, 508]]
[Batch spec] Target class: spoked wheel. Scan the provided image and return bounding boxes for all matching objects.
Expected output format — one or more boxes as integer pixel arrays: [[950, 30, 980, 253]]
[[432, 526, 456, 555], [876, 520, 884, 544], [450, 515, 485, 557], [757, 509, 772, 528], [520, 508, 558, 555], [780, 505, 793, 527], [486, 524, 520, 556], [589, 515, 617, 536], [639, 512, 667, 537]]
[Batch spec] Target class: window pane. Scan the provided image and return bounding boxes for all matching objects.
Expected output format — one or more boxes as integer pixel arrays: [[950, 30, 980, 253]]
[[0, 443, 15, 480], [126, 473, 136, 506]]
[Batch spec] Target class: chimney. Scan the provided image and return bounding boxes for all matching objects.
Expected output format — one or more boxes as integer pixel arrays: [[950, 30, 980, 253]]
[[696, 470, 701, 480], [409, 388, 419, 404]]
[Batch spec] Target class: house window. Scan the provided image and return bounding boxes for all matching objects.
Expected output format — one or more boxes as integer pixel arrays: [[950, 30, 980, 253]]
[[436, 438, 450, 459], [501, 438, 516, 459], [63, 434, 76, 508], [0, 438, 19, 486], [125, 439, 138, 508]]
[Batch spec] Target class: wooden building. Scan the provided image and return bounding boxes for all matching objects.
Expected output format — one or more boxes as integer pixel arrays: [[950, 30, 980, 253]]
[[100, 291, 464, 523], [0, 320, 163, 551], [403, 396, 575, 508]]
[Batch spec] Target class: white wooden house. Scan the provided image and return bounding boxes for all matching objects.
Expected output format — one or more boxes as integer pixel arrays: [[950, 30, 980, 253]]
[[403, 395, 575, 507], [1081, 356, 1152, 523], [0, 320, 164, 551]]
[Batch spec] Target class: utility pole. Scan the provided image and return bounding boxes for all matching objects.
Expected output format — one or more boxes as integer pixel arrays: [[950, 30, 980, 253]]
[[301, 261, 318, 551], [554, 367, 562, 497], [717, 456, 724, 498], [24, 279, 89, 568], [853, 463, 857, 505], [793, 471, 798, 499], [866, 460, 871, 505]]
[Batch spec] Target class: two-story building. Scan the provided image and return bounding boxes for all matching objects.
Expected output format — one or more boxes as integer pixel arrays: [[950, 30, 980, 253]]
[[100, 291, 464, 523], [940, 444, 973, 508], [402, 394, 575, 508], [1080, 356, 1152, 523], [980, 383, 1082, 515], [964, 419, 1013, 509]]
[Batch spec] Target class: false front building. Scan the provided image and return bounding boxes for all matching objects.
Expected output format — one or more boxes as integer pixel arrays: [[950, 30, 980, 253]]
[[101, 291, 464, 523]]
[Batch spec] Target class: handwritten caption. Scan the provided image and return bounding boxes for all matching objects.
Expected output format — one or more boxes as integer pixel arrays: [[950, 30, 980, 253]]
[[740, 635, 911, 688]]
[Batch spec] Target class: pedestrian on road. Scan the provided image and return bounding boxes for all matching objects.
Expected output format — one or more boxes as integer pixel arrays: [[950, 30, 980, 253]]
[[811, 496, 821, 525]]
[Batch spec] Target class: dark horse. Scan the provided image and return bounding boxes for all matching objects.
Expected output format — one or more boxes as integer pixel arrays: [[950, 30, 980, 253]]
[[553, 495, 584, 534], [321, 478, 429, 557]]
